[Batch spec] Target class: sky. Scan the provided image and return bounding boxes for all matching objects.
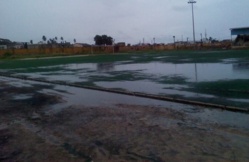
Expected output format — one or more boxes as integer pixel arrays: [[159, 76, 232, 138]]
[[0, 0, 248, 44]]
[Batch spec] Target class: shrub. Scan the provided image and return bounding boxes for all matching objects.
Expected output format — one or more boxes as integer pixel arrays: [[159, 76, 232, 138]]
[[3, 52, 13, 58]]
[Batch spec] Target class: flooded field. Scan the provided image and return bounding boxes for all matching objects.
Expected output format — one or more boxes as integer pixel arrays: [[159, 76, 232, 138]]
[[0, 50, 249, 161], [1, 50, 248, 108]]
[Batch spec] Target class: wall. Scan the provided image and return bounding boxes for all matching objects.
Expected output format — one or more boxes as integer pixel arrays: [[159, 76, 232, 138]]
[[0, 43, 231, 56]]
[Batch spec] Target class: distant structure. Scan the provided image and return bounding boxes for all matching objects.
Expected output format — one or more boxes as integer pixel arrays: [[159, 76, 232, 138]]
[[116, 42, 126, 47], [0, 38, 12, 45], [230, 27, 249, 47], [73, 43, 91, 47], [0, 45, 7, 49], [0, 38, 25, 49], [188, 0, 197, 44]]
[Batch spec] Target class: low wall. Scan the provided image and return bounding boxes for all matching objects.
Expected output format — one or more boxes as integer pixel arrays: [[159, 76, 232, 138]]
[[0, 47, 91, 56], [0, 43, 232, 56]]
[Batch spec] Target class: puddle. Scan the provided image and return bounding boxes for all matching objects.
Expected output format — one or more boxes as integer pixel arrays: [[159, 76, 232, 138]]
[[95, 80, 214, 98], [222, 58, 238, 63], [7, 61, 249, 83], [0, 78, 34, 88], [47, 84, 249, 129], [1, 77, 249, 130], [65, 63, 96, 70], [1, 53, 249, 108], [12, 94, 33, 100]]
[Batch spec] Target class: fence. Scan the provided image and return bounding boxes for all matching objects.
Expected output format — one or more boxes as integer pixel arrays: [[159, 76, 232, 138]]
[[0, 43, 231, 56]]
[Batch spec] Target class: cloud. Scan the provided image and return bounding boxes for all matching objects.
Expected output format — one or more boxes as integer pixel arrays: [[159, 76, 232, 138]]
[[172, 5, 189, 12], [0, 0, 248, 44]]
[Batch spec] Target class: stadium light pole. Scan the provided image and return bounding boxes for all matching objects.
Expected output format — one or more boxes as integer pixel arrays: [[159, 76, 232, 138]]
[[173, 36, 175, 49], [112, 39, 115, 54], [188, 0, 196, 44]]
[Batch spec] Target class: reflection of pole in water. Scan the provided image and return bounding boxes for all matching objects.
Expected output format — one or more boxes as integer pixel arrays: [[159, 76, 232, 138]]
[[97, 63, 115, 72], [195, 63, 198, 82]]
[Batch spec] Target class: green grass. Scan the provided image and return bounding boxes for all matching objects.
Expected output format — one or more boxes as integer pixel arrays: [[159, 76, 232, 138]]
[[193, 79, 249, 91], [186, 79, 249, 99], [0, 54, 132, 69], [0, 49, 248, 70]]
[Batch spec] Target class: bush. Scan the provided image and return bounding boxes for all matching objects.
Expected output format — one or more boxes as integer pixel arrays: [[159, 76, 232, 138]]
[[3, 52, 13, 58]]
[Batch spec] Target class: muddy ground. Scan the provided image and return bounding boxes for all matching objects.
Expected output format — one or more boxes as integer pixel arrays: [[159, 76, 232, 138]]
[[0, 78, 249, 162]]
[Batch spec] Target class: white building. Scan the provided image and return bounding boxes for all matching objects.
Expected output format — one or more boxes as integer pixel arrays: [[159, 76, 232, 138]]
[[0, 45, 7, 49]]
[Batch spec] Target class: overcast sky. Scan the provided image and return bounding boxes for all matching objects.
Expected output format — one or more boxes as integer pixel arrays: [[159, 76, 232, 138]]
[[0, 0, 248, 44]]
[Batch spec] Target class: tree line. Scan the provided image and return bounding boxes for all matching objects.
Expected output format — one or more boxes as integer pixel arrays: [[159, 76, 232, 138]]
[[29, 35, 114, 46], [94, 35, 113, 45], [40, 36, 76, 45]]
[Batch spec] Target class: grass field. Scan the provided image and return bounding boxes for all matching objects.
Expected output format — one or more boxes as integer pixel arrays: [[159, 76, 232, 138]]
[[0, 49, 249, 108], [0, 49, 249, 68]]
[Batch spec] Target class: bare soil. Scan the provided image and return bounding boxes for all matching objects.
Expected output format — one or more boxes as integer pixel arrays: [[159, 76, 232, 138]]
[[0, 80, 249, 162]]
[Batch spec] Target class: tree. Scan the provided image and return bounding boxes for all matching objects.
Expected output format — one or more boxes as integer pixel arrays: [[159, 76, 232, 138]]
[[74, 38, 76, 43], [106, 36, 113, 45], [61, 37, 64, 43], [208, 37, 212, 42], [30, 40, 33, 44], [94, 35, 113, 45], [55, 37, 58, 43], [42, 35, 47, 43], [102, 35, 108, 45], [94, 35, 102, 45], [48, 38, 58, 44], [24, 42, 28, 49]]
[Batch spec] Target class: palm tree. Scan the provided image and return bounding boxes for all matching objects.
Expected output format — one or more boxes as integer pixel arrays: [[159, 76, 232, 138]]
[[61, 37, 64, 43], [42, 35, 46, 43], [74, 38, 76, 44]]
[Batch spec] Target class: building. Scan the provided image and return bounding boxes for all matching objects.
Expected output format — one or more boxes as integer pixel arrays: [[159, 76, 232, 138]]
[[0, 38, 12, 46], [28, 44, 40, 49], [0, 45, 7, 49], [230, 27, 249, 46], [5, 42, 24, 49], [13, 42, 24, 49], [231, 27, 249, 36], [116, 42, 126, 47], [73, 43, 91, 47]]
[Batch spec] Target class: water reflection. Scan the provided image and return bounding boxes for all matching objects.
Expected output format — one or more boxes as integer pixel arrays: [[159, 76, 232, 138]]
[[14, 61, 249, 85], [232, 63, 249, 77], [233, 62, 249, 73], [9, 61, 249, 107], [97, 63, 115, 72], [194, 63, 198, 82]]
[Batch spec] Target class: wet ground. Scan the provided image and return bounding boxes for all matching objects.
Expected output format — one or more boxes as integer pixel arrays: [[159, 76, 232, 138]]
[[0, 77, 249, 162], [0, 50, 248, 108]]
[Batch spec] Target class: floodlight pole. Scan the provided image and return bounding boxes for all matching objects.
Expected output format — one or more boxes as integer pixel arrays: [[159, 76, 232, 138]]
[[113, 39, 115, 54], [188, 0, 196, 44], [173, 36, 175, 49]]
